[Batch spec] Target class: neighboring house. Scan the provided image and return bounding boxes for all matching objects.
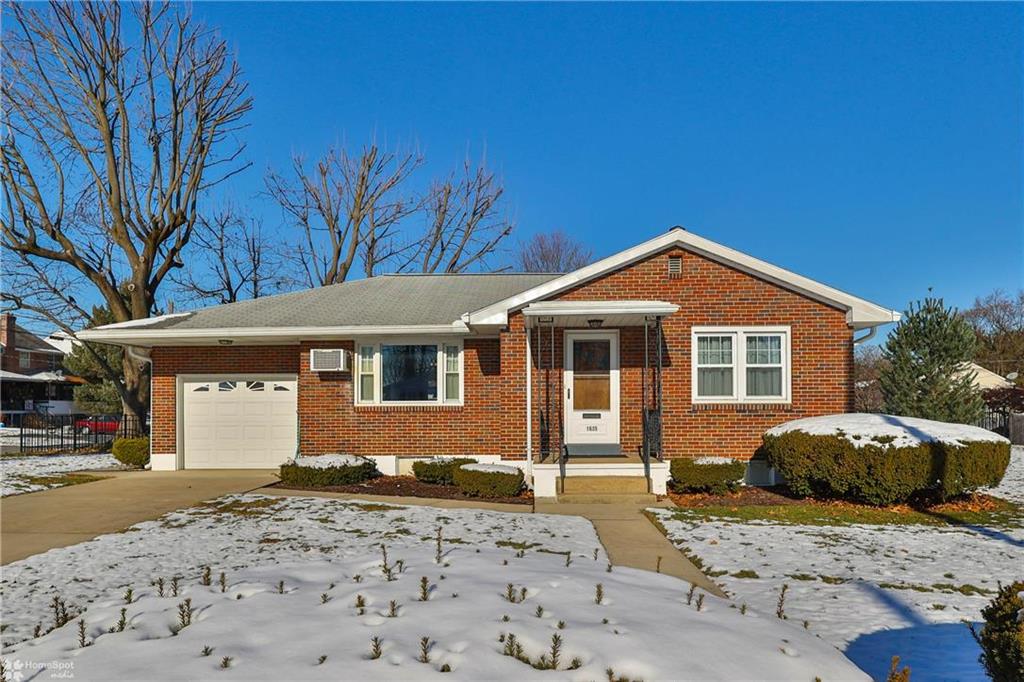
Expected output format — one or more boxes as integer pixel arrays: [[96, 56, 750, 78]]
[[0, 313, 78, 416], [79, 228, 900, 495], [963, 362, 1014, 390]]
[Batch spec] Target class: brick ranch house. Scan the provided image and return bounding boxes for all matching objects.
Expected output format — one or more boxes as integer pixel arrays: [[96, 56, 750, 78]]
[[79, 228, 900, 497]]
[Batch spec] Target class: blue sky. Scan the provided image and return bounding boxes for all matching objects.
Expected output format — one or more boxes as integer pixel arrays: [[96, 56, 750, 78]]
[[195, 1, 1022, 319]]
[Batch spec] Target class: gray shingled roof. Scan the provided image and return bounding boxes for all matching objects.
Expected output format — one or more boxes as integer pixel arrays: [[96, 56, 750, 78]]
[[151, 274, 560, 330]]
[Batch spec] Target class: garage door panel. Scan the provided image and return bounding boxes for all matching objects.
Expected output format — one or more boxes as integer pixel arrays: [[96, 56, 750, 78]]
[[183, 377, 297, 469]]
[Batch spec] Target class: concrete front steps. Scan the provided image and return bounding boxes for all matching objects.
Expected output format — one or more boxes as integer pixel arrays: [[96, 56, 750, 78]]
[[555, 475, 658, 504]]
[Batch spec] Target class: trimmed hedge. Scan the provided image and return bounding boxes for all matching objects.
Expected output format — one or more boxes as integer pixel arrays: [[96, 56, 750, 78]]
[[452, 466, 524, 498], [762, 431, 1010, 505], [112, 437, 149, 468], [973, 581, 1024, 682], [670, 459, 746, 495], [279, 460, 378, 487], [412, 458, 476, 485]]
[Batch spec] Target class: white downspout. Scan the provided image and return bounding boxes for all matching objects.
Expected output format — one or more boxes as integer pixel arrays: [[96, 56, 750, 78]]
[[853, 326, 878, 345], [525, 324, 533, 484]]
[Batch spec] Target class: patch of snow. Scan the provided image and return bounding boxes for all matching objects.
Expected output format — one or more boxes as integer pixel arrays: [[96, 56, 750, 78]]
[[692, 456, 739, 465], [89, 312, 192, 330], [766, 413, 1009, 448], [985, 445, 1024, 504], [460, 463, 521, 475], [1, 495, 865, 680], [649, 505, 1024, 681], [290, 454, 371, 469], [1, 453, 119, 497]]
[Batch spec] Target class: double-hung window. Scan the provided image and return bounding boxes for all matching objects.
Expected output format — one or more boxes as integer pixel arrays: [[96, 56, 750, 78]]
[[692, 327, 790, 403], [355, 341, 462, 405]]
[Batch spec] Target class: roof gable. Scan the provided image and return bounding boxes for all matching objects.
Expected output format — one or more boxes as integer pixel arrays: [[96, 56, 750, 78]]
[[464, 228, 900, 329]]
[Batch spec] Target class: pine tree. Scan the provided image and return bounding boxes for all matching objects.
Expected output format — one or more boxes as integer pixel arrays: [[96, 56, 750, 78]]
[[64, 306, 124, 414], [880, 297, 985, 423]]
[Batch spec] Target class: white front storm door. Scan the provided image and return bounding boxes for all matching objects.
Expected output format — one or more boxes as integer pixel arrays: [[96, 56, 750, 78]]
[[563, 330, 620, 445]]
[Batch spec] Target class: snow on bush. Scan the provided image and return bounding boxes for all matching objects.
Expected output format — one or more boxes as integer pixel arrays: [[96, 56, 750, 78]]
[[1, 506, 866, 680], [460, 463, 520, 475], [765, 413, 1008, 448], [290, 454, 370, 469], [1, 453, 119, 497]]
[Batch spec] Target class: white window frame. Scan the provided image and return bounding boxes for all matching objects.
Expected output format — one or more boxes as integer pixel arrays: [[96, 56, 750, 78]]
[[353, 338, 464, 406], [691, 326, 791, 404]]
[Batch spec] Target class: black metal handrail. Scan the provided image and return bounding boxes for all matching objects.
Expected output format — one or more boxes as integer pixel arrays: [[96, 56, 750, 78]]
[[559, 443, 568, 493], [538, 409, 550, 462], [643, 407, 662, 461]]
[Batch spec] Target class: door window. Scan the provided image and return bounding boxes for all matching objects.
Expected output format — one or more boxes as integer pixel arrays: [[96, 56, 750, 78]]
[[573, 340, 611, 410]]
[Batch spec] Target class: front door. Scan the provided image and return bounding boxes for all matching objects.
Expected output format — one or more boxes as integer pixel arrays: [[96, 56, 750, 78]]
[[564, 331, 620, 445]]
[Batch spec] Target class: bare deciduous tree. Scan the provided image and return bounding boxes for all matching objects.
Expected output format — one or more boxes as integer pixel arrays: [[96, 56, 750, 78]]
[[265, 144, 422, 286], [1, 1, 252, 419], [399, 158, 513, 274], [171, 206, 290, 305], [853, 344, 886, 412], [964, 289, 1024, 383], [514, 230, 592, 273]]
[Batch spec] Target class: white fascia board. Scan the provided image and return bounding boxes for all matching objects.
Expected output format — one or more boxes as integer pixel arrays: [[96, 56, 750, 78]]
[[77, 323, 472, 347], [522, 301, 680, 317], [466, 228, 901, 328]]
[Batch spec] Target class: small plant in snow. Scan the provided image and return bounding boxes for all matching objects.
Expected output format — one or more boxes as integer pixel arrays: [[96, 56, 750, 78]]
[[501, 614, 510, 622], [123, 588, 134, 604], [595, 583, 604, 605], [50, 595, 72, 630], [695, 594, 705, 612], [219, 572, 227, 593], [440, 663, 452, 672], [776, 583, 789, 619], [418, 636, 433, 663], [535, 605, 544, 618], [202, 645, 214, 657], [369, 636, 383, 660], [606, 563, 613, 573], [557, 620, 565, 629], [33, 623, 42, 638], [320, 593, 330, 605], [155, 577, 165, 597], [201, 566, 212, 586], [388, 600, 399, 617], [354, 594, 365, 609], [886, 656, 910, 682], [177, 598, 193, 630], [569, 657, 583, 670], [419, 576, 431, 601], [219, 656, 233, 669], [353, 574, 363, 583], [543, 633, 562, 669], [502, 632, 527, 662], [171, 576, 180, 597], [565, 553, 571, 568], [594, 548, 599, 561], [435, 526, 443, 564], [803, 620, 810, 630], [520, 586, 527, 602], [740, 603, 748, 615], [503, 584, 518, 603], [277, 580, 285, 594], [317, 655, 327, 665], [114, 608, 127, 632], [602, 618, 609, 625], [77, 619, 88, 648]]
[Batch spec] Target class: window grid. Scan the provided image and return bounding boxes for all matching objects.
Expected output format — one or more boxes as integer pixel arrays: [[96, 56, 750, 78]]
[[693, 329, 789, 403]]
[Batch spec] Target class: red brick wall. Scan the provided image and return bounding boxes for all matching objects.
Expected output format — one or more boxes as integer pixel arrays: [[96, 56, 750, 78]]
[[298, 339, 503, 457], [527, 246, 853, 460], [149, 346, 299, 454]]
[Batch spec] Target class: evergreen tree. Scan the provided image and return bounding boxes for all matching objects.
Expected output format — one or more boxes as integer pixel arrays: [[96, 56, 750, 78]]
[[64, 307, 124, 415], [880, 297, 985, 423]]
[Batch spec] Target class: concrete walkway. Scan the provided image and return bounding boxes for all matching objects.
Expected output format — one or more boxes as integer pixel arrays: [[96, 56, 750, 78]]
[[1, 469, 276, 564], [535, 499, 726, 597]]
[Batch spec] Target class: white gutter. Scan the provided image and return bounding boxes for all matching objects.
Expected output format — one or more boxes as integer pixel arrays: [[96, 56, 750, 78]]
[[78, 323, 472, 346]]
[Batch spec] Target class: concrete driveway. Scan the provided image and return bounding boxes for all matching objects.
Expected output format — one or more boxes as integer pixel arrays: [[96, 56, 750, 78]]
[[1, 469, 276, 564]]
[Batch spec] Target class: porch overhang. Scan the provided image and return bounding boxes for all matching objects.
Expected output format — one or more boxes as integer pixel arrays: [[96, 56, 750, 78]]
[[521, 300, 679, 328]]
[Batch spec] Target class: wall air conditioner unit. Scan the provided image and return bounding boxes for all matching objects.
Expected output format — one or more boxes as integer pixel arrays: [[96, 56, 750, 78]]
[[309, 348, 348, 372]]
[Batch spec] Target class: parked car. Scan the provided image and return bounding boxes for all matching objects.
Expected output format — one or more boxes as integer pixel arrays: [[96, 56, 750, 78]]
[[74, 415, 121, 435]]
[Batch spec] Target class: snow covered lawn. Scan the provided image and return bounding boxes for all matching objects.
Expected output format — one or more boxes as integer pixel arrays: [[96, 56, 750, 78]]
[[649, 447, 1024, 682], [0, 452, 119, 497], [1, 494, 865, 680]]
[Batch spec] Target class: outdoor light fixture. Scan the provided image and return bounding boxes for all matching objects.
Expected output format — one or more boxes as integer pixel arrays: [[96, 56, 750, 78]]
[[587, 319, 604, 328], [538, 317, 554, 324], [218, 339, 234, 346]]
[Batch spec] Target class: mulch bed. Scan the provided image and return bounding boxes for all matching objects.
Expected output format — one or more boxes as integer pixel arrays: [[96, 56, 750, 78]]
[[668, 485, 1010, 514], [270, 475, 533, 506]]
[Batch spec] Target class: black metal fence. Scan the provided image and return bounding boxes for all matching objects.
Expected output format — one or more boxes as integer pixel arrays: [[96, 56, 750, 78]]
[[14, 414, 148, 453], [977, 408, 1009, 436]]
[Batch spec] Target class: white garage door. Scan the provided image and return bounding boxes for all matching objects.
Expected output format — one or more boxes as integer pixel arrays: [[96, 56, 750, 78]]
[[182, 378, 297, 469]]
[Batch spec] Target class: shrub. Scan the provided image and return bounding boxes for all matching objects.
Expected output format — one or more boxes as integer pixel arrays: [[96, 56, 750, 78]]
[[412, 458, 476, 485], [762, 431, 1010, 505], [670, 459, 746, 494], [112, 437, 149, 467], [972, 581, 1024, 682], [279, 460, 378, 487], [452, 465, 524, 498]]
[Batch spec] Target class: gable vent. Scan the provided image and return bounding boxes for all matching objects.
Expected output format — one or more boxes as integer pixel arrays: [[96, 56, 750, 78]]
[[667, 255, 683, 277], [310, 348, 348, 372]]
